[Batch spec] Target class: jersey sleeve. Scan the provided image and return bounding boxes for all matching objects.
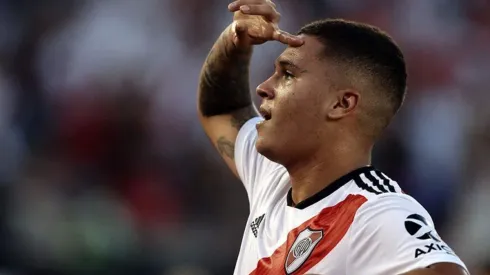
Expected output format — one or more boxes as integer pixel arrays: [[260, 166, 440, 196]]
[[346, 194, 468, 275], [234, 117, 283, 203]]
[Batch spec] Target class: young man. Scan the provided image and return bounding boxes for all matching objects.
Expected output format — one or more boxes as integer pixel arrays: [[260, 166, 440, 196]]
[[197, 0, 469, 274]]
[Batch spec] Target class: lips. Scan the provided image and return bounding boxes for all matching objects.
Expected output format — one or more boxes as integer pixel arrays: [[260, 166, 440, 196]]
[[259, 106, 272, 121]]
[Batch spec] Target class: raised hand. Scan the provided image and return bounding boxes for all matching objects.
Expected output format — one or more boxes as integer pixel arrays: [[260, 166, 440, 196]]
[[227, 0, 304, 49]]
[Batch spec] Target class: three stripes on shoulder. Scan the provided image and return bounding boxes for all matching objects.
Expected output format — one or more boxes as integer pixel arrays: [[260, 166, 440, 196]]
[[354, 170, 402, 194]]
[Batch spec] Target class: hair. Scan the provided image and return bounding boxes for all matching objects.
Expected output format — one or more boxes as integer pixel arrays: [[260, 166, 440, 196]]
[[298, 19, 407, 137]]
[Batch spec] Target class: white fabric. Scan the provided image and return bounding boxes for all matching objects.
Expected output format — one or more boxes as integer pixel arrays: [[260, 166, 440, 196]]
[[232, 118, 467, 275], [234, 117, 284, 205], [346, 195, 467, 275]]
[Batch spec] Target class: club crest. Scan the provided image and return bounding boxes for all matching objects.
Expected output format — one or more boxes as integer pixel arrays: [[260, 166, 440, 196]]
[[285, 227, 323, 274]]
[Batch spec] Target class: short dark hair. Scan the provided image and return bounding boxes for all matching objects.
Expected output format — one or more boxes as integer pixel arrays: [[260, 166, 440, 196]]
[[298, 19, 407, 135]]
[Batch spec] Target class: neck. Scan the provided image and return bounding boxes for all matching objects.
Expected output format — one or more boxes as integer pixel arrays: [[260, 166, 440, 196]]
[[286, 143, 372, 206]]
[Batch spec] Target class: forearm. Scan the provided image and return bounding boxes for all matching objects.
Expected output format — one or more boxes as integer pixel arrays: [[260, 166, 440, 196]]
[[198, 25, 255, 118]]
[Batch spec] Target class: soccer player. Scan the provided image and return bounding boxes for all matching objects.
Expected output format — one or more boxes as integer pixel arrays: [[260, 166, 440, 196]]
[[197, 0, 469, 274]]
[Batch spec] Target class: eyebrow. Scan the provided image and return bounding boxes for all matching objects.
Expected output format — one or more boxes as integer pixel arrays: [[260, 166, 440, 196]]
[[276, 59, 308, 73]]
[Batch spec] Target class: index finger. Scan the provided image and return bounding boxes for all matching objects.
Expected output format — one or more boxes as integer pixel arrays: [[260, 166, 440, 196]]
[[272, 30, 304, 47], [228, 0, 264, 11]]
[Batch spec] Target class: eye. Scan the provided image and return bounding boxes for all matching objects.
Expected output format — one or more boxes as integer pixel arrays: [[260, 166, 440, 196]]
[[282, 70, 294, 80]]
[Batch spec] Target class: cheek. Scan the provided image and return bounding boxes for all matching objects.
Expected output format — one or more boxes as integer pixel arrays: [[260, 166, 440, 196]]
[[277, 85, 322, 123]]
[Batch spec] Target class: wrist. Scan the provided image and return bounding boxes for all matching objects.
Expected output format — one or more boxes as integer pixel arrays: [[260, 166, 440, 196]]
[[224, 24, 253, 56]]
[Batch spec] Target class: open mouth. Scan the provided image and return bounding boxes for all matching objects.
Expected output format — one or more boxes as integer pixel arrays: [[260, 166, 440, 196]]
[[259, 107, 272, 121]]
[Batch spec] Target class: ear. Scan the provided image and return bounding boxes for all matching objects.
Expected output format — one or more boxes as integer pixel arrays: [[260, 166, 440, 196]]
[[327, 90, 360, 120]]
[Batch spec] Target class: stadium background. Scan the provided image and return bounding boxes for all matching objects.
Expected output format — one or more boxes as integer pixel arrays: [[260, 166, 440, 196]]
[[0, 0, 489, 274]]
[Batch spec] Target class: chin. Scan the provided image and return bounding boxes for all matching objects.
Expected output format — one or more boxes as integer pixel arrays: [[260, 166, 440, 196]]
[[255, 136, 268, 155], [255, 137, 282, 163]]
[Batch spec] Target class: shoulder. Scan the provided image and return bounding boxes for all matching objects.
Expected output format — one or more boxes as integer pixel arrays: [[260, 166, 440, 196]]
[[344, 168, 432, 232], [348, 167, 426, 225], [346, 191, 468, 274], [354, 193, 430, 226], [337, 169, 468, 274], [349, 168, 404, 197]]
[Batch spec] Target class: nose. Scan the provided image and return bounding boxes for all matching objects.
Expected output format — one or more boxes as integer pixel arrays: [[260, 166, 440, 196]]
[[256, 78, 275, 99]]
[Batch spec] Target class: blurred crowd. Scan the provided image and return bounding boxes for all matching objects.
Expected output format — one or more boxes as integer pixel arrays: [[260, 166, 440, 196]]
[[0, 0, 489, 274]]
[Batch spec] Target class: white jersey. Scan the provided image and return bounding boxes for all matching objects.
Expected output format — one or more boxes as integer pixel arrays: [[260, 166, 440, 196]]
[[233, 117, 467, 275]]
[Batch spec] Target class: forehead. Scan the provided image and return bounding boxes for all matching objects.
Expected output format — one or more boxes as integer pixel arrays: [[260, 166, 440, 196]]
[[277, 35, 326, 70]]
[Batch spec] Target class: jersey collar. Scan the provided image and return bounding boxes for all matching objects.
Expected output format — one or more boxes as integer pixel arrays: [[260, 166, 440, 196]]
[[287, 166, 375, 209]]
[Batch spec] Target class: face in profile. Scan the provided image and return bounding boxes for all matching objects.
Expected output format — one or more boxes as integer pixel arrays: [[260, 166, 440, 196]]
[[254, 35, 339, 165]]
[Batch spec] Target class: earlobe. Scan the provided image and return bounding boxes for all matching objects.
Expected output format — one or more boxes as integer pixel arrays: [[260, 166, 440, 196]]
[[326, 90, 359, 120]]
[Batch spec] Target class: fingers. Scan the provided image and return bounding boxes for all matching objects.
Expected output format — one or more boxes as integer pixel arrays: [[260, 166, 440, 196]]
[[228, 1, 280, 22], [272, 30, 304, 47], [238, 4, 280, 22], [227, 0, 302, 47], [228, 0, 271, 11]]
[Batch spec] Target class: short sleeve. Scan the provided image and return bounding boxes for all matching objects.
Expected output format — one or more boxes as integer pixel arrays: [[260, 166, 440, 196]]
[[234, 117, 283, 203], [347, 194, 468, 275]]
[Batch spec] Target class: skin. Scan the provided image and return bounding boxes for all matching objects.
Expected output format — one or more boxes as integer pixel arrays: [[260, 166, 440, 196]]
[[197, 0, 468, 274], [254, 34, 372, 204]]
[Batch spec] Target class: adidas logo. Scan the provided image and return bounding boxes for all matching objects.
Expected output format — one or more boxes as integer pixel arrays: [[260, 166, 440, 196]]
[[250, 214, 265, 238]]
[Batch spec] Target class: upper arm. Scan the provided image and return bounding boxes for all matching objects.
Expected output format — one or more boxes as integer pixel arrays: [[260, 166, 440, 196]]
[[346, 195, 468, 275], [401, 262, 469, 275], [199, 106, 257, 178]]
